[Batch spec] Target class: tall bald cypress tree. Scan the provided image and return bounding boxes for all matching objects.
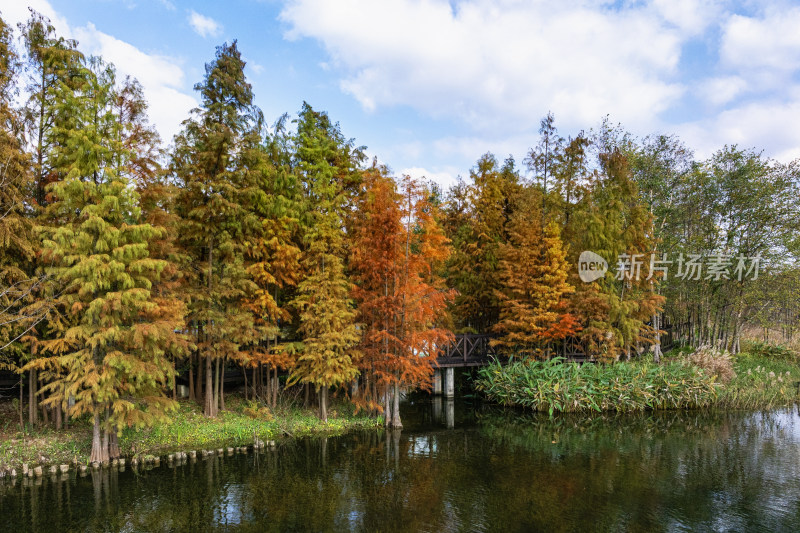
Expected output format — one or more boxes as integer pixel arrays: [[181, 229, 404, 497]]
[[445, 154, 521, 333], [0, 16, 41, 429], [23, 58, 181, 462], [172, 41, 263, 417], [288, 104, 361, 422], [19, 9, 84, 209]]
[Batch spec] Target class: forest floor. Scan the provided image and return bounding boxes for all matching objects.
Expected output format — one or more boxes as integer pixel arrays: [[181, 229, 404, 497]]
[[0, 394, 380, 472]]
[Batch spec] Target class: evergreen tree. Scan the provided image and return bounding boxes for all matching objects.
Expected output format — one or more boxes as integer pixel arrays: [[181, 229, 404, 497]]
[[19, 9, 84, 208], [445, 153, 521, 332], [567, 149, 662, 362], [172, 41, 263, 417], [288, 103, 362, 422], [22, 59, 181, 462], [0, 15, 42, 429], [244, 114, 302, 407], [492, 190, 577, 358], [17, 9, 85, 426], [115, 75, 189, 394], [525, 112, 563, 196]]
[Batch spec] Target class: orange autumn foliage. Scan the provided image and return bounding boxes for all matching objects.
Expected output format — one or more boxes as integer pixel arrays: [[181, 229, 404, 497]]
[[351, 167, 454, 421], [492, 194, 578, 359]]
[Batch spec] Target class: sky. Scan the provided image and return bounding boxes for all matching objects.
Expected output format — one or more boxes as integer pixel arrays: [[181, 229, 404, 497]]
[[3, 0, 800, 189]]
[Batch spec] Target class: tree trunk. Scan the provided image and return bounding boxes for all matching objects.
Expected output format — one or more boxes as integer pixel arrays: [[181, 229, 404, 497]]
[[319, 387, 328, 422], [90, 414, 108, 464], [206, 235, 215, 418], [55, 403, 62, 431], [188, 355, 194, 402], [243, 364, 248, 401], [108, 428, 120, 459], [28, 369, 37, 427], [267, 367, 272, 406], [214, 357, 221, 412], [391, 381, 402, 429], [304, 383, 309, 408], [272, 367, 278, 408], [384, 388, 391, 428], [19, 373, 23, 430], [220, 362, 226, 411], [195, 353, 203, 405], [204, 355, 214, 417], [652, 313, 662, 363]]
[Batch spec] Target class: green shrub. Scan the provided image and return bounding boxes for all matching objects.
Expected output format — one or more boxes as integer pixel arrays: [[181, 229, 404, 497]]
[[742, 341, 799, 362]]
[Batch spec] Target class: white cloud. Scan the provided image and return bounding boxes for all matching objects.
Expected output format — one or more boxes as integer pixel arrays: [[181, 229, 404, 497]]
[[280, 0, 687, 134], [720, 7, 800, 72], [677, 90, 800, 161], [698, 76, 748, 106], [281, 0, 800, 166], [243, 56, 264, 75], [188, 10, 222, 38], [677, 6, 800, 162], [399, 166, 460, 190], [652, 0, 722, 36]]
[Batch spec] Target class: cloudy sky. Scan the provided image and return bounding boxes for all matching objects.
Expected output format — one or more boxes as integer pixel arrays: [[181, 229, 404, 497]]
[[3, 0, 800, 187]]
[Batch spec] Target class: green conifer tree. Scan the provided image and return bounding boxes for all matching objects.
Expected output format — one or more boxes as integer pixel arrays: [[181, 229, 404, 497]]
[[288, 104, 361, 421], [172, 41, 263, 417], [22, 59, 181, 462]]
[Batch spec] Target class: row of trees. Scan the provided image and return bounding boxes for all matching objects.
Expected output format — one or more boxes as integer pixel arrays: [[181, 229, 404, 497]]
[[442, 114, 800, 361], [443, 119, 662, 362], [2, 10, 799, 462], [0, 12, 453, 463]]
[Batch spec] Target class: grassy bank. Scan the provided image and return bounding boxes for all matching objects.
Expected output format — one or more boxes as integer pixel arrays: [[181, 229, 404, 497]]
[[0, 396, 380, 472], [475, 344, 800, 414]]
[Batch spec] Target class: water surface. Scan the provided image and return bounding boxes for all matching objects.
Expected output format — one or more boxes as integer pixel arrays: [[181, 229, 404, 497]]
[[2, 400, 800, 532]]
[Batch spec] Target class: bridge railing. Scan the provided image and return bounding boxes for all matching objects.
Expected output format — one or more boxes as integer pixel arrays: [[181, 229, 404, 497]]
[[438, 326, 680, 367]]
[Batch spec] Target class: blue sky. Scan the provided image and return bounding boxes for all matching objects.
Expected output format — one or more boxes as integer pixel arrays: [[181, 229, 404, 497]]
[[4, 0, 800, 188]]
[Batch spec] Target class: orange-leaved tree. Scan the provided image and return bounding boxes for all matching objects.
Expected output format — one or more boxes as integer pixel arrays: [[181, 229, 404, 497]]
[[352, 168, 454, 428], [491, 187, 577, 358]]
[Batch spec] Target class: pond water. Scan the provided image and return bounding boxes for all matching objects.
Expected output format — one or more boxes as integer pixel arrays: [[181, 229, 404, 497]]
[[3, 400, 800, 532]]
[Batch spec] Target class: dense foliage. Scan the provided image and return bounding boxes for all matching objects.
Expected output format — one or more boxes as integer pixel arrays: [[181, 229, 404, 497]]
[[475, 357, 719, 413]]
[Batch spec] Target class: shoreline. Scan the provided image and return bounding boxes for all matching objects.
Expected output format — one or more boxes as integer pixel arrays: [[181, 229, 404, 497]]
[[0, 397, 381, 476], [3, 346, 799, 476]]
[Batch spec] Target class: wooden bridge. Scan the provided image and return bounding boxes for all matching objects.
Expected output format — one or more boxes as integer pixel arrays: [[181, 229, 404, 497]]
[[432, 327, 678, 397], [433, 334, 500, 398], [436, 334, 500, 368]]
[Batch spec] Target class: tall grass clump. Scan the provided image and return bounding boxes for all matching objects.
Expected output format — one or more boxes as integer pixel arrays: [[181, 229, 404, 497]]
[[716, 351, 800, 409], [475, 357, 719, 414], [689, 346, 736, 383]]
